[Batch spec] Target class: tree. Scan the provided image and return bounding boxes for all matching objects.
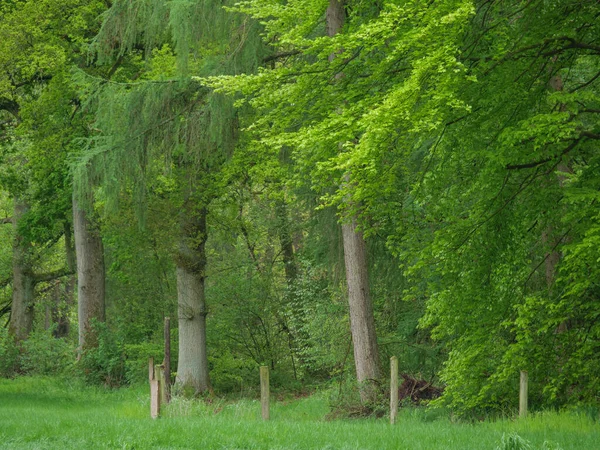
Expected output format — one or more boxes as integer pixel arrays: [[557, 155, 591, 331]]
[[211, 0, 470, 402], [210, 0, 598, 413], [73, 197, 105, 350], [0, 0, 106, 345], [74, 0, 264, 392], [327, 0, 381, 403], [406, 0, 600, 413]]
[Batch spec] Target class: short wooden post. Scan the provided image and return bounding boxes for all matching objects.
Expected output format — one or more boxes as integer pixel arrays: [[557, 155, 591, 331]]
[[156, 364, 167, 406], [390, 356, 399, 424], [149, 358, 161, 419], [260, 365, 270, 420], [163, 317, 171, 403], [519, 370, 528, 418]]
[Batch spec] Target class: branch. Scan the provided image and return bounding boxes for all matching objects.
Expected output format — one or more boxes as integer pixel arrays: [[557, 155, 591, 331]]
[[454, 169, 542, 251], [505, 137, 581, 170], [522, 225, 574, 287], [581, 131, 600, 140], [32, 267, 74, 284], [570, 69, 600, 93], [14, 74, 52, 89], [263, 50, 301, 63], [106, 54, 124, 79], [1, 217, 12, 224], [0, 98, 19, 117]]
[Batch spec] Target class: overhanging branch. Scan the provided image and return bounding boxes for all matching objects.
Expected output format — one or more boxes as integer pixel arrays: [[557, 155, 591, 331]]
[[505, 137, 581, 170], [32, 267, 74, 284], [263, 50, 301, 63]]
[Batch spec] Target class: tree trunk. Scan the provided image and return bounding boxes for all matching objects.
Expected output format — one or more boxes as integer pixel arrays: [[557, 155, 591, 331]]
[[327, 0, 382, 403], [8, 200, 35, 342], [326, 0, 345, 40], [73, 196, 105, 350], [342, 216, 381, 402], [55, 223, 76, 338], [175, 202, 211, 393]]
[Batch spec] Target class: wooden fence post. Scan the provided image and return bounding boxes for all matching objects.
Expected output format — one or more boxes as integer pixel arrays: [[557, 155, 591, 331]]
[[149, 358, 161, 419], [519, 370, 528, 418], [390, 356, 399, 425], [156, 364, 167, 406], [164, 317, 171, 403], [260, 366, 270, 420]]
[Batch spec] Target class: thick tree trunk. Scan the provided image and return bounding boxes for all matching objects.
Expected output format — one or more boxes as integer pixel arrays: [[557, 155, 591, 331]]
[[175, 203, 211, 393], [73, 196, 105, 350], [326, 0, 345, 39], [327, 0, 381, 403], [8, 200, 35, 341], [342, 216, 381, 401]]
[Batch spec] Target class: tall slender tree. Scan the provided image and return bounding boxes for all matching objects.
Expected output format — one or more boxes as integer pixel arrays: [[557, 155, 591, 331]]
[[326, 0, 381, 403]]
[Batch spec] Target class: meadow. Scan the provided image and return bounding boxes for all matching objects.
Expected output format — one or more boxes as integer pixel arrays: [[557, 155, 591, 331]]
[[0, 377, 598, 449]]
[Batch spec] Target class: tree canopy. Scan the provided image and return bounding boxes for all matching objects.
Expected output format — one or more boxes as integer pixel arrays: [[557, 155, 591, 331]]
[[0, 0, 598, 416]]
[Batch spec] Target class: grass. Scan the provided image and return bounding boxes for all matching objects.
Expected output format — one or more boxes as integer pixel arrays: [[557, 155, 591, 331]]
[[0, 377, 598, 449]]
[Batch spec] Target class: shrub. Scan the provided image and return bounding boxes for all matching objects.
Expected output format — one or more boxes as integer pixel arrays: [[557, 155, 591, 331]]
[[209, 350, 256, 394], [0, 326, 19, 377], [20, 327, 75, 376], [124, 341, 163, 384], [78, 320, 126, 387]]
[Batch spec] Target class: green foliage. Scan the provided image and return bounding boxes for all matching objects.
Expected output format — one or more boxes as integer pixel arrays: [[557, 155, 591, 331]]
[[208, 349, 256, 393], [123, 342, 164, 384], [0, 326, 75, 378], [205, 0, 600, 416], [285, 260, 349, 378], [20, 328, 75, 376], [0, 326, 19, 377], [78, 320, 126, 387], [3, 0, 600, 421]]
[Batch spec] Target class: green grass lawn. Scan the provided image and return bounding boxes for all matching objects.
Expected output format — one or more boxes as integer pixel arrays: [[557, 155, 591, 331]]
[[0, 377, 598, 449]]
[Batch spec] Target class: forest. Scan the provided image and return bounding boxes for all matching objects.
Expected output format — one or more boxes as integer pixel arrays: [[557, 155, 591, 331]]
[[0, 0, 599, 435]]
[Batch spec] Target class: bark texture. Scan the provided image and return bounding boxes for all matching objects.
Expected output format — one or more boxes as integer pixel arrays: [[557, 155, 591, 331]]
[[327, 0, 381, 403], [342, 217, 381, 400], [175, 203, 211, 393], [73, 197, 106, 350], [326, 0, 345, 38], [56, 223, 76, 338], [8, 200, 34, 341]]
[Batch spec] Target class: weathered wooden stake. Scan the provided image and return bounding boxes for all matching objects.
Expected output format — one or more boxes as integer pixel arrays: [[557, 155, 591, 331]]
[[164, 317, 171, 403], [149, 358, 161, 419], [156, 363, 167, 406], [390, 356, 399, 425], [519, 370, 528, 418], [260, 365, 270, 420]]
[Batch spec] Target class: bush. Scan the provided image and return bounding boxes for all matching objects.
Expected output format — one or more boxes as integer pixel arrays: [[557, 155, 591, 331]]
[[20, 327, 75, 376], [78, 320, 126, 387], [124, 342, 164, 384], [0, 326, 19, 377], [209, 350, 256, 394]]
